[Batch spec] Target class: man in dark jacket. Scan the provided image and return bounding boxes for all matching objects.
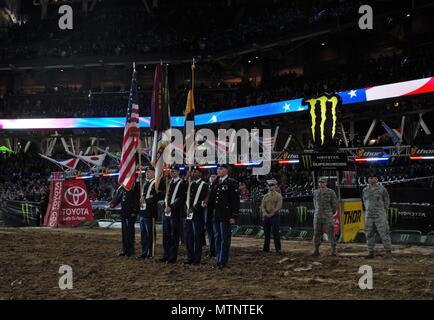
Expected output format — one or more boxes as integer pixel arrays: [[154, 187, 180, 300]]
[[138, 166, 158, 259], [207, 164, 240, 269], [184, 166, 209, 265], [160, 165, 187, 263], [109, 179, 140, 257]]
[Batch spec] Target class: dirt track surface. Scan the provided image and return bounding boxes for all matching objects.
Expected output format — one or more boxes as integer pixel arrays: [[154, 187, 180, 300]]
[[0, 227, 433, 300]]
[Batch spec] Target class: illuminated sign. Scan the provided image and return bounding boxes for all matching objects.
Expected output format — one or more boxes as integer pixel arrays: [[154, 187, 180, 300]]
[[1, 77, 434, 130], [303, 94, 341, 146]]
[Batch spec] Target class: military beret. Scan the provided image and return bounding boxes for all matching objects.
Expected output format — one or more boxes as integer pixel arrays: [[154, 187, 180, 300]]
[[170, 164, 181, 171]]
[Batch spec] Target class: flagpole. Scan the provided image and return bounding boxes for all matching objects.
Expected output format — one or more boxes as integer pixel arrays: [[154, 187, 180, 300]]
[[133, 61, 143, 198], [186, 58, 196, 211]]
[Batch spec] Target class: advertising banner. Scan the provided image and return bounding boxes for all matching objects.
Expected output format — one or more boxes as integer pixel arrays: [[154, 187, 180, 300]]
[[44, 179, 94, 227], [340, 199, 365, 242], [1, 201, 41, 227], [44, 180, 63, 227], [299, 153, 348, 171], [387, 203, 433, 234]]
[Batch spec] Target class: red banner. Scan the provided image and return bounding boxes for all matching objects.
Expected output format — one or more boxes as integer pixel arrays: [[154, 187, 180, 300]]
[[44, 180, 93, 227], [44, 180, 64, 227]]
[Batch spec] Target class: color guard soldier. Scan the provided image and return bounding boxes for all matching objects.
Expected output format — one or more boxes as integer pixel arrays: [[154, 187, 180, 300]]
[[109, 178, 140, 257], [137, 166, 158, 259], [204, 173, 218, 257], [160, 165, 187, 263], [184, 166, 209, 265], [207, 164, 240, 269]]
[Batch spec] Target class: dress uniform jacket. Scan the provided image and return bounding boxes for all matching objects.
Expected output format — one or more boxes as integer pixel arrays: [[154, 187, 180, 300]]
[[166, 178, 187, 217], [140, 179, 158, 219], [208, 176, 240, 222], [186, 179, 209, 221], [111, 183, 140, 219]]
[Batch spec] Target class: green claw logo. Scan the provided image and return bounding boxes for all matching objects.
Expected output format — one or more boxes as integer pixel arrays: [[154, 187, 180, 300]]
[[388, 207, 398, 225], [301, 155, 313, 169], [21, 203, 33, 224], [400, 234, 410, 242], [104, 211, 113, 221], [303, 95, 340, 146], [299, 230, 308, 238], [296, 206, 308, 223]]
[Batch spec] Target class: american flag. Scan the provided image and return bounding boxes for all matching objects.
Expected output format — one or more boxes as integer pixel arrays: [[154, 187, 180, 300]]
[[118, 69, 140, 190]]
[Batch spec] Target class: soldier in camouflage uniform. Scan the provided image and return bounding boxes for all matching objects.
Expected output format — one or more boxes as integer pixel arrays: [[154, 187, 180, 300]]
[[312, 177, 338, 257], [362, 172, 392, 259]]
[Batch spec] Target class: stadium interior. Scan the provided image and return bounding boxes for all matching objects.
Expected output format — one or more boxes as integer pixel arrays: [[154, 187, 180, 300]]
[[0, 0, 434, 301]]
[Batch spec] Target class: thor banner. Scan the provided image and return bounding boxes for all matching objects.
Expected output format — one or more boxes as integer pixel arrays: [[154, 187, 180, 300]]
[[340, 199, 365, 242]]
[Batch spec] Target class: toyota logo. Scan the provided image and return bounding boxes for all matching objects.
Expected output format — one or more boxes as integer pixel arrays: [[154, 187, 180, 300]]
[[48, 211, 58, 227], [64, 186, 87, 206]]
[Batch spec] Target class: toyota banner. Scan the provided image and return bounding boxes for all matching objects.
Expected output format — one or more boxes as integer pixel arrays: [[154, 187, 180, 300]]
[[44, 179, 94, 227]]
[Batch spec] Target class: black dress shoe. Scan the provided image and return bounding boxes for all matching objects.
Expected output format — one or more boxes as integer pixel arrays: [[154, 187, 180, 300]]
[[218, 264, 226, 270], [192, 261, 201, 266], [183, 261, 193, 265], [159, 258, 168, 262], [311, 251, 320, 257], [136, 255, 147, 260], [118, 252, 126, 256], [167, 259, 176, 264]]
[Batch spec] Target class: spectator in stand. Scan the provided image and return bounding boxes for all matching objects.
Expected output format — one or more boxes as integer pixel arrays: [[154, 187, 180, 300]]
[[239, 182, 250, 200]]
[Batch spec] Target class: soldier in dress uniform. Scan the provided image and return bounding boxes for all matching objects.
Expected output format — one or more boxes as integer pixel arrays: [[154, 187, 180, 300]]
[[137, 166, 158, 259], [204, 173, 218, 257], [312, 177, 338, 257], [362, 171, 392, 259], [109, 178, 140, 257], [184, 166, 209, 265], [207, 164, 240, 269], [160, 165, 187, 263]]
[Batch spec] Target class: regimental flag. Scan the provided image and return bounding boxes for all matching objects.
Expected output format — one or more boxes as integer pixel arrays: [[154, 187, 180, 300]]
[[118, 67, 140, 191], [39, 154, 80, 171], [184, 62, 196, 165], [79, 154, 106, 167], [151, 63, 171, 191]]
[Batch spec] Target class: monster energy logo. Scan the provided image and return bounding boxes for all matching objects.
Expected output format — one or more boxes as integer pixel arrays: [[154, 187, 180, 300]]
[[296, 206, 308, 223], [299, 230, 308, 238], [300, 155, 313, 169], [400, 234, 410, 242], [303, 95, 340, 146], [388, 207, 398, 225], [21, 203, 33, 224], [104, 211, 113, 221]]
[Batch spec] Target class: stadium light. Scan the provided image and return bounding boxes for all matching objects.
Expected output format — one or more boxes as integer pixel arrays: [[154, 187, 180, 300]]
[[410, 156, 434, 160], [234, 161, 262, 167], [354, 156, 390, 162], [278, 159, 300, 164]]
